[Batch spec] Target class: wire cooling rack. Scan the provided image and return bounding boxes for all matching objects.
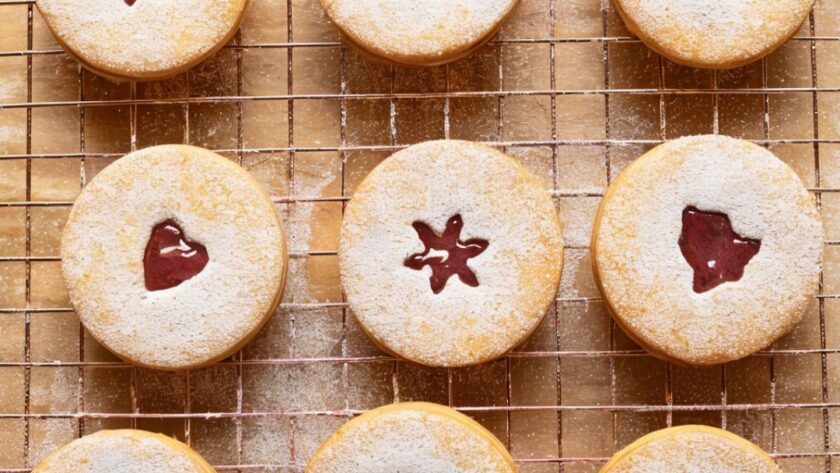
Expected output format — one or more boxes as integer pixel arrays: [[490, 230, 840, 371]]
[[2, 0, 840, 471]]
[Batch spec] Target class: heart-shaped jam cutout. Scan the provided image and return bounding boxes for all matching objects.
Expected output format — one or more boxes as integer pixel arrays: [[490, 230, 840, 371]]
[[678, 206, 761, 293], [144, 220, 209, 291], [404, 214, 489, 294], [124, 0, 136, 6]]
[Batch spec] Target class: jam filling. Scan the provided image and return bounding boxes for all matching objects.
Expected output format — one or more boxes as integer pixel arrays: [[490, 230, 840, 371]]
[[404, 214, 489, 294], [124, 0, 136, 5], [143, 220, 209, 291], [678, 206, 761, 293]]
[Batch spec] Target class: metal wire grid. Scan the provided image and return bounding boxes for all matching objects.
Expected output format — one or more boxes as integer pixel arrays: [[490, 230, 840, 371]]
[[0, 0, 838, 471]]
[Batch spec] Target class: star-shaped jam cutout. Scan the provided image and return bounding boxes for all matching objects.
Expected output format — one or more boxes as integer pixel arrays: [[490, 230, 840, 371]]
[[144, 219, 209, 291], [404, 214, 489, 294], [678, 206, 761, 294]]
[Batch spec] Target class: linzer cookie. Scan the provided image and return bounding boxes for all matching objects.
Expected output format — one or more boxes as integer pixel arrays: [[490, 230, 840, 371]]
[[35, 0, 249, 81], [33, 430, 217, 473], [613, 0, 815, 69], [339, 140, 564, 367], [592, 135, 823, 366], [600, 425, 780, 473], [61, 145, 287, 370], [306, 403, 517, 473], [319, 0, 520, 66]]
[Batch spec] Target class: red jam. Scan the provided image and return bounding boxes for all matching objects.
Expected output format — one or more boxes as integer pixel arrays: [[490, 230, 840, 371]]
[[404, 214, 489, 294], [144, 220, 209, 291], [678, 206, 760, 294], [124, 0, 136, 5]]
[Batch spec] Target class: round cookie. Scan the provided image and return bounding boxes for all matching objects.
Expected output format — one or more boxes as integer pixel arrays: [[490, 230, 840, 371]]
[[33, 429, 216, 473], [592, 135, 822, 366], [36, 0, 249, 81], [319, 0, 520, 67], [339, 140, 564, 367], [61, 145, 287, 370], [600, 425, 780, 473], [613, 0, 815, 69], [306, 402, 517, 473]]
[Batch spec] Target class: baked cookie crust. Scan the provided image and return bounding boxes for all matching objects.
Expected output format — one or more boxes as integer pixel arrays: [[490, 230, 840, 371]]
[[613, 0, 815, 69], [339, 140, 564, 367], [36, 0, 249, 81], [306, 403, 517, 473], [61, 145, 287, 370], [32, 430, 217, 473], [319, 0, 520, 66], [600, 425, 781, 473], [592, 135, 823, 366]]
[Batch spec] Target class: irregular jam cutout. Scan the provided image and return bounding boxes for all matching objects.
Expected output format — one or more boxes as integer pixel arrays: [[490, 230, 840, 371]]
[[144, 220, 209, 291], [404, 214, 489, 294], [679, 206, 761, 293]]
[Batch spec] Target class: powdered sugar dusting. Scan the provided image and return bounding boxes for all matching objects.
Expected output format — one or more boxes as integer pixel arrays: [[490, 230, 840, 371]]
[[61, 145, 286, 370], [607, 427, 781, 473], [339, 140, 564, 367], [615, 0, 815, 67], [593, 135, 823, 365], [285, 165, 339, 303], [320, 0, 518, 64], [33, 430, 211, 473], [306, 403, 516, 473], [36, 0, 247, 78]]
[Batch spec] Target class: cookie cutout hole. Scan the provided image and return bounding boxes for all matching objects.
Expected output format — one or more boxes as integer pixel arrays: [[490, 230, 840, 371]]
[[144, 219, 209, 291], [404, 214, 489, 294], [678, 206, 760, 293], [124, 0, 136, 5]]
